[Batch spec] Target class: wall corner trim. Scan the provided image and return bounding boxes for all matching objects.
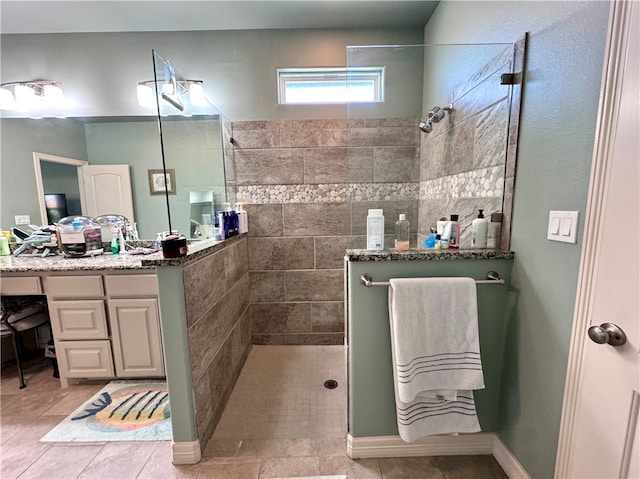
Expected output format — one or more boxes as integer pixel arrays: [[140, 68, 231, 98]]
[[347, 433, 531, 479], [172, 439, 201, 465]]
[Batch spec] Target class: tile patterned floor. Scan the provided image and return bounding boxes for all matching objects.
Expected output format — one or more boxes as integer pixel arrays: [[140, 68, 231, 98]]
[[1, 346, 508, 478]]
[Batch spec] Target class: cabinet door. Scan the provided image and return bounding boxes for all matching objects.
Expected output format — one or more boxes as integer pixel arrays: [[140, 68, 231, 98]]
[[108, 298, 164, 377], [49, 300, 108, 340], [56, 340, 114, 378]]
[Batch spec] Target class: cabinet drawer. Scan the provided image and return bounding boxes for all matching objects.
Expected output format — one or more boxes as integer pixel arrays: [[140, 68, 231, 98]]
[[104, 274, 158, 297], [45, 276, 103, 298], [55, 340, 114, 378], [49, 300, 108, 340], [0, 276, 42, 295]]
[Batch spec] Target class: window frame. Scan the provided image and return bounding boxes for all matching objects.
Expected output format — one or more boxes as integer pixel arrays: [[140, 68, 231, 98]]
[[277, 67, 385, 105]]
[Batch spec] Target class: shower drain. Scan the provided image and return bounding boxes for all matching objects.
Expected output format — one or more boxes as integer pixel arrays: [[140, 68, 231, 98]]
[[323, 379, 338, 389]]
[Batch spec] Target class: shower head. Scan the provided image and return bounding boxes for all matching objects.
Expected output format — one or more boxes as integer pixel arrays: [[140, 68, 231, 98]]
[[418, 120, 433, 133], [419, 103, 453, 133]]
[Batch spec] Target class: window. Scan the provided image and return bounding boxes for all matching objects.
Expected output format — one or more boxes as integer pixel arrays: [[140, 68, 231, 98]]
[[277, 67, 384, 104]]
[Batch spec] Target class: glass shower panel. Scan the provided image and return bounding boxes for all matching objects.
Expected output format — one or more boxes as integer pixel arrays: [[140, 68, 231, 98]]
[[151, 50, 231, 240], [346, 43, 515, 250]]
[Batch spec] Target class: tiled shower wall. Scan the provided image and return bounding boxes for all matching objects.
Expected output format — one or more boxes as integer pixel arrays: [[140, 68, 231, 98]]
[[230, 118, 420, 345], [227, 45, 520, 345], [418, 45, 515, 248]]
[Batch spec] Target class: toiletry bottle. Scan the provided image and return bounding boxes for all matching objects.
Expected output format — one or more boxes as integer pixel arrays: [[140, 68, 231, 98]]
[[366, 209, 384, 251], [425, 227, 437, 249], [436, 217, 452, 249], [0, 235, 10, 256], [111, 227, 120, 254], [394, 214, 410, 251], [471, 209, 488, 248], [449, 214, 461, 249], [118, 228, 126, 254], [236, 203, 248, 234], [156, 233, 163, 250], [434, 234, 442, 250], [487, 212, 504, 249]]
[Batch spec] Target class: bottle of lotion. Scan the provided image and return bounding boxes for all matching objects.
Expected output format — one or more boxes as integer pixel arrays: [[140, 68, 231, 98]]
[[471, 209, 488, 248]]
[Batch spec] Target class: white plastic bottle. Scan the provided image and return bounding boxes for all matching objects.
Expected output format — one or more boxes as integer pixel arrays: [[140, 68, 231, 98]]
[[394, 214, 410, 251], [471, 209, 488, 248], [366, 209, 384, 250]]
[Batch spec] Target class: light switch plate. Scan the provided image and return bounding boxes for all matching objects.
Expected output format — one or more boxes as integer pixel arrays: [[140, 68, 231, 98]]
[[547, 211, 579, 243], [15, 215, 31, 225]]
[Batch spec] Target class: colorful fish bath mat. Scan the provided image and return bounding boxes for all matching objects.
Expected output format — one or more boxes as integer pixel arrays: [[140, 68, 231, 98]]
[[41, 380, 172, 442]]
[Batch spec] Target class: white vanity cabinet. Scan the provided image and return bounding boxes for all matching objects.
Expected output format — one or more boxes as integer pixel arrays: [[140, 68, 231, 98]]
[[104, 275, 164, 377], [44, 273, 164, 386]]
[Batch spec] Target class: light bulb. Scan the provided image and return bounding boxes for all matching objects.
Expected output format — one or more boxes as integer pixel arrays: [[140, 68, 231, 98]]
[[43, 84, 64, 106], [0, 87, 15, 110], [14, 84, 36, 109], [137, 84, 156, 108], [189, 82, 206, 106]]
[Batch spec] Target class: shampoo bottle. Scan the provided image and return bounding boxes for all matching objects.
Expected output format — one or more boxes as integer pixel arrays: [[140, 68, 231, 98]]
[[366, 209, 384, 251], [394, 214, 410, 251], [471, 209, 488, 248]]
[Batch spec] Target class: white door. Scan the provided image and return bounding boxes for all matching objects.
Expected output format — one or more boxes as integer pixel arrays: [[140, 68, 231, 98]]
[[80, 164, 135, 222], [557, 2, 639, 478]]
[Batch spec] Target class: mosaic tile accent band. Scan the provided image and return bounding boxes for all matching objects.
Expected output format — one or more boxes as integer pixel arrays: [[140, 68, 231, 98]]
[[236, 182, 420, 204], [420, 166, 504, 200]]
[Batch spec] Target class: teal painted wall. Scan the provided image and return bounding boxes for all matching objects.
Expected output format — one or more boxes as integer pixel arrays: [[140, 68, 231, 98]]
[[0, 119, 87, 229], [348, 258, 513, 437], [423, 2, 611, 477]]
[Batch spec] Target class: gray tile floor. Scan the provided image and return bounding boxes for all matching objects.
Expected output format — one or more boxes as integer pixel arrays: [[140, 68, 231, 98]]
[[1, 346, 508, 478]]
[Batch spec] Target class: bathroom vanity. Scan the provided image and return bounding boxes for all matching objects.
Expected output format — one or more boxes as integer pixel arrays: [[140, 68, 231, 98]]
[[1, 234, 250, 465], [0, 253, 164, 387]]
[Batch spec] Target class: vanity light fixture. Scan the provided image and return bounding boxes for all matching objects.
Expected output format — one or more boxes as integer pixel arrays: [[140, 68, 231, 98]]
[[137, 79, 206, 110], [0, 80, 64, 111]]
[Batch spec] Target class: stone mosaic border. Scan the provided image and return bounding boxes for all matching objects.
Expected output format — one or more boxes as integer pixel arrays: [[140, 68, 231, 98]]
[[235, 169, 503, 204], [420, 166, 504, 200], [236, 182, 420, 204]]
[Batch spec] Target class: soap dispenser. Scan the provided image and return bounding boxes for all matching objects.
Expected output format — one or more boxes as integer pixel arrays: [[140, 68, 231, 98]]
[[471, 209, 488, 248]]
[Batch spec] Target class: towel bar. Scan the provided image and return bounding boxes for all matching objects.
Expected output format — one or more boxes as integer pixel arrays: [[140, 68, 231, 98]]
[[359, 271, 505, 287]]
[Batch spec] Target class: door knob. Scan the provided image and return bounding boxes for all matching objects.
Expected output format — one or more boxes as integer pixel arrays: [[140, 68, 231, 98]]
[[587, 322, 627, 346]]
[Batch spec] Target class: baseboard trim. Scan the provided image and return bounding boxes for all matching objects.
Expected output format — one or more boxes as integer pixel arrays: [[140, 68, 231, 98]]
[[347, 433, 531, 479], [172, 439, 202, 465], [347, 433, 495, 459], [492, 436, 532, 479]]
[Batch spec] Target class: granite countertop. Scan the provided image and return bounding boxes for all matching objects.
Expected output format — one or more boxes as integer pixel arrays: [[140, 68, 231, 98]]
[[0, 250, 160, 273], [0, 234, 247, 273], [345, 248, 515, 261]]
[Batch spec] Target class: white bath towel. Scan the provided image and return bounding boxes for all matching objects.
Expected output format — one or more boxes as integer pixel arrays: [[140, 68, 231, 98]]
[[394, 389, 481, 442], [388, 277, 484, 440]]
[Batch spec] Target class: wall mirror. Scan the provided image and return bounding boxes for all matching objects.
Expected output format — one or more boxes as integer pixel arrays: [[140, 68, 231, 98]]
[[1, 110, 230, 241]]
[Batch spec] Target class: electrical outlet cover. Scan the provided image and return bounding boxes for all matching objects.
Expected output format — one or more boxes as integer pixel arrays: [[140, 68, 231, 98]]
[[15, 215, 31, 225]]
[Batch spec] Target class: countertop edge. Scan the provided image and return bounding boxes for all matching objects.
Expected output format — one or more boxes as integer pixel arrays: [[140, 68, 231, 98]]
[[345, 249, 515, 261]]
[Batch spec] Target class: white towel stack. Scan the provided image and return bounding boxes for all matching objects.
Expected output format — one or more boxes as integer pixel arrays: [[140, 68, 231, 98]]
[[388, 277, 485, 442]]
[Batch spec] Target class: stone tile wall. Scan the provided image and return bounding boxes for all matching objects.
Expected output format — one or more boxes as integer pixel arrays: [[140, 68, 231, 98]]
[[418, 45, 514, 248], [182, 236, 251, 449], [231, 118, 420, 345]]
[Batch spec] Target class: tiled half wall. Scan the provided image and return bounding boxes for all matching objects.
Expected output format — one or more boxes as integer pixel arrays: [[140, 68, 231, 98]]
[[183, 236, 251, 448]]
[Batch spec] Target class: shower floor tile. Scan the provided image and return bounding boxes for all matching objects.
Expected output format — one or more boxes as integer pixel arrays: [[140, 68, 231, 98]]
[[212, 345, 346, 440]]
